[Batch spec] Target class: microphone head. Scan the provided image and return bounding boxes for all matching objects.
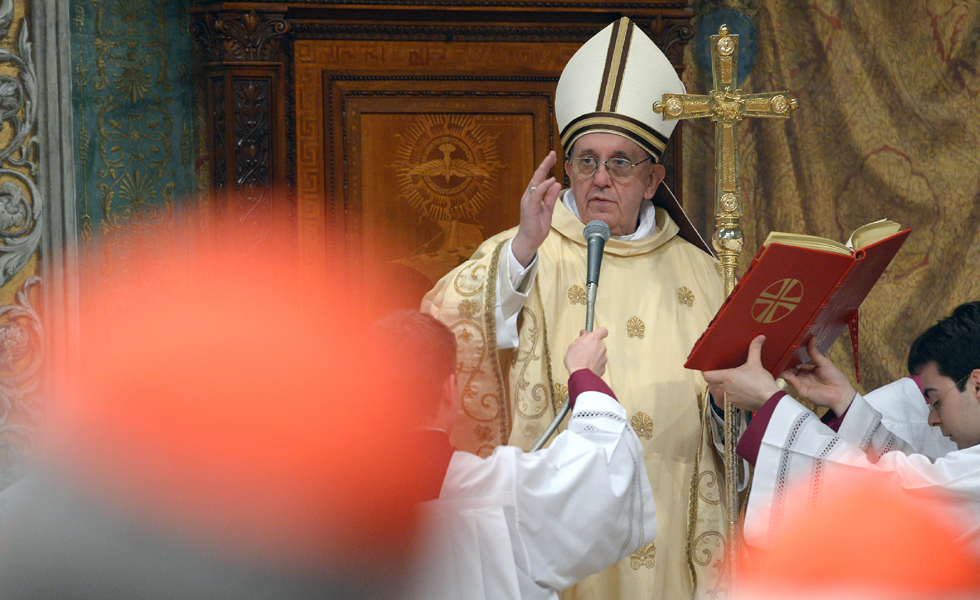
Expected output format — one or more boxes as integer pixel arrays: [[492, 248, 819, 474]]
[[583, 220, 611, 242]]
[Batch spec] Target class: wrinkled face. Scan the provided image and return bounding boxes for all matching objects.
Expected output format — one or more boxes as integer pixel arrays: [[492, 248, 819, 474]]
[[920, 362, 980, 449], [565, 132, 665, 236]]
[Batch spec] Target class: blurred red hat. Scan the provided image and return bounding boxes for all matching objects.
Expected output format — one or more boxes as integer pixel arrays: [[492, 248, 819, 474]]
[[43, 222, 425, 576], [739, 470, 980, 599]]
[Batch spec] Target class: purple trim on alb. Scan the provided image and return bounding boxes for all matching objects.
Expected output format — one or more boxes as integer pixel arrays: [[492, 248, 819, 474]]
[[736, 391, 788, 465], [568, 369, 618, 409]]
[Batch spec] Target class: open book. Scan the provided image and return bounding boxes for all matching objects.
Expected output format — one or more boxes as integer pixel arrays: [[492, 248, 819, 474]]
[[685, 219, 909, 376]]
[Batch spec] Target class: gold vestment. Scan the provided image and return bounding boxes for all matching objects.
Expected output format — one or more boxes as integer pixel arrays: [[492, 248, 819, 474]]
[[424, 198, 727, 598]]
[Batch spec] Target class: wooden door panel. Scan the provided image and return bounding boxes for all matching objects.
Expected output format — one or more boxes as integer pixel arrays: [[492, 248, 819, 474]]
[[296, 39, 579, 309], [347, 93, 553, 304]]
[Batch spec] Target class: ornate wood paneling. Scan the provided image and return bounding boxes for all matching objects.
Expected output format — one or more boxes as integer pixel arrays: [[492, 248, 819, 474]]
[[190, 8, 290, 240], [192, 1, 693, 307], [295, 40, 576, 308]]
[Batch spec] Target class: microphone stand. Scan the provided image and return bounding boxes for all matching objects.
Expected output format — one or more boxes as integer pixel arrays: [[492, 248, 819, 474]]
[[530, 220, 609, 451]]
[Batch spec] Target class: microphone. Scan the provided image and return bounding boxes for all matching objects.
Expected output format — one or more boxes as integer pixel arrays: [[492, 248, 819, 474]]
[[583, 220, 610, 333], [529, 219, 610, 452]]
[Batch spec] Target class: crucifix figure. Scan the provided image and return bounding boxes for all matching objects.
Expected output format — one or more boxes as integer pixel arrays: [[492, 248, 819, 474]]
[[653, 23, 798, 588]]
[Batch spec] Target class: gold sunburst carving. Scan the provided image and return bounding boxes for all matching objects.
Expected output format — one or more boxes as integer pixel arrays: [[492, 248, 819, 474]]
[[392, 114, 503, 223]]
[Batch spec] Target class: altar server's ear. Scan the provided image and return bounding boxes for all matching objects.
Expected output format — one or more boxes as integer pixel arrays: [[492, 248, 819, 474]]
[[436, 374, 460, 435], [970, 369, 980, 401]]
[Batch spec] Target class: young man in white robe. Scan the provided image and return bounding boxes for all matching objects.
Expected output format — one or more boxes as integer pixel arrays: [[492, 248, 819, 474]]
[[373, 311, 657, 600], [702, 301, 980, 549]]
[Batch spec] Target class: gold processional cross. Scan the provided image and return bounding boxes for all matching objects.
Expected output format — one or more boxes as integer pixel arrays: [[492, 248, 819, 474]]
[[653, 24, 798, 589]]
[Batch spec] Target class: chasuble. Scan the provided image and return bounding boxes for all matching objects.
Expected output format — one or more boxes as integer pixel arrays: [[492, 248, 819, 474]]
[[424, 196, 728, 598]]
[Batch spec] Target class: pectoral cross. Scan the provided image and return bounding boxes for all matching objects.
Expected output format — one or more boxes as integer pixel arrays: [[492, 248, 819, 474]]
[[653, 24, 798, 589]]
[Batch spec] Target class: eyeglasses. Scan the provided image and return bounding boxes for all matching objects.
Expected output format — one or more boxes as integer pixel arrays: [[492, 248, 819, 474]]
[[569, 155, 652, 182], [926, 373, 970, 413]]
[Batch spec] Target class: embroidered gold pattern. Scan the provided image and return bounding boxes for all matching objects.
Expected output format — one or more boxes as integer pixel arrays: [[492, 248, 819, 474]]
[[698, 471, 722, 505], [630, 542, 656, 569], [686, 390, 728, 593], [678, 287, 695, 307], [630, 412, 653, 440], [514, 309, 549, 420], [483, 242, 510, 438], [627, 316, 645, 339], [451, 320, 495, 423], [553, 383, 569, 414], [567, 284, 587, 305], [458, 299, 481, 319], [453, 263, 487, 297], [692, 531, 725, 569], [474, 424, 495, 442]]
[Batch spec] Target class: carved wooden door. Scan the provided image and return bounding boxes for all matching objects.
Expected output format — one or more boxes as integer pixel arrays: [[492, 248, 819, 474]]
[[191, 2, 693, 312]]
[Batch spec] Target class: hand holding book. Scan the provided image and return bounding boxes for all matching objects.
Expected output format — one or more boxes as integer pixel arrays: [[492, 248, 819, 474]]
[[686, 219, 910, 377], [704, 335, 857, 415]]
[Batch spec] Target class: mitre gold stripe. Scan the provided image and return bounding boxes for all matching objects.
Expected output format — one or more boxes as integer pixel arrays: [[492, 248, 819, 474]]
[[561, 113, 669, 160], [609, 20, 633, 111], [597, 17, 632, 113]]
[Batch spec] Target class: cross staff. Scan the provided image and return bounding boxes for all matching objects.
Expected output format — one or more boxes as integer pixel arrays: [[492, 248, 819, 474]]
[[653, 24, 798, 589]]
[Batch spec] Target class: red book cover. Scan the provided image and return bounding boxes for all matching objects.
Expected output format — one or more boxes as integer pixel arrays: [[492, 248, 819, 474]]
[[684, 228, 910, 375]]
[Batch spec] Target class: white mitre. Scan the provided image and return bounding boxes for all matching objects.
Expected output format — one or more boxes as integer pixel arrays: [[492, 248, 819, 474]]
[[556, 16, 686, 163], [555, 17, 713, 256]]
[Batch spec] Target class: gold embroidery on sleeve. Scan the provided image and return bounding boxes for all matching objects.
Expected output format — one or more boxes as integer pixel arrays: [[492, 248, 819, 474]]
[[458, 298, 481, 319], [483, 241, 510, 440], [514, 309, 548, 420], [454, 263, 487, 297]]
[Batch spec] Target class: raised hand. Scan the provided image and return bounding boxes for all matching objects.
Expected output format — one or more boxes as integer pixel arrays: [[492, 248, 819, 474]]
[[511, 151, 563, 267], [702, 335, 782, 412], [780, 338, 856, 415], [564, 327, 609, 377]]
